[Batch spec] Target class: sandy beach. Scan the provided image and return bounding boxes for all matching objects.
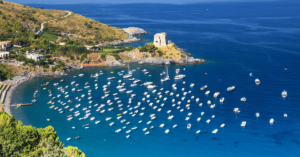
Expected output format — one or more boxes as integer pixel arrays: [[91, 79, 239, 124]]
[[2, 76, 32, 116]]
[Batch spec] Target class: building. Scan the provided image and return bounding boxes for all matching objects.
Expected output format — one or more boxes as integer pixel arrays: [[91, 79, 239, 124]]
[[85, 45, 100, 51], [59, 42, 67, 46], [0, 41, 12, 51], [0, 51, 10, 59], [153, 32, 167, 47], [26, 53, 44, 61]]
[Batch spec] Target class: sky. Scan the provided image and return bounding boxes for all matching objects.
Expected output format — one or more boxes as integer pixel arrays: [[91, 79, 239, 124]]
[[6, 0, 278, 5]]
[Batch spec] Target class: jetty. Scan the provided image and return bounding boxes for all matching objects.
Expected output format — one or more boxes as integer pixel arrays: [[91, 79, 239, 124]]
[[11, 103, 32, 107]]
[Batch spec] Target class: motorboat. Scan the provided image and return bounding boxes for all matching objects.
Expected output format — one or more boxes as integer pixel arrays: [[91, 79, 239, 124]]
[[256, 112, 260, 118], [241, 121, 246, 127], [284, 114, 288, 117], [174, 74, 185, 80], [147, 85, 156, 89], [250, 73, 252, 76], [220, 124, 225, 128], [213, 92, 220, 98], [220, 97, 225, 103], [281, 90, 287, 98], [212, 129, 218, 134], [227, 86, 235, 91], [107, 77, 115, 80], [187, 124, 191, 129], [200, 85, 207, 90], [165, 129, 169, 134], [255, 78, 260, 85], [197, 117, 201, 121], [207, 100, 211, 104], [206, 119, 211, 123], [240, 97, 246, 102], [270, 118, 274, 124], [159, 124, 165, 128], [196, 130, 200, 134], [205, 91, 210, 95]]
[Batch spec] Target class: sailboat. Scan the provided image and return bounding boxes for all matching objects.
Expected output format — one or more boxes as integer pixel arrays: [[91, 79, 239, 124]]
[[161, 66, 170, 82], [123, 64, 132, 78]]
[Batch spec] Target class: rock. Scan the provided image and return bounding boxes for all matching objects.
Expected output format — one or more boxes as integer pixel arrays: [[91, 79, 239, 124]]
[[122, 27, 148, 36]]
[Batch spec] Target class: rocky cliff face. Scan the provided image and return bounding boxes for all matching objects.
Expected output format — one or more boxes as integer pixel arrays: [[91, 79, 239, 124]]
[[122, 27, 148, 36]]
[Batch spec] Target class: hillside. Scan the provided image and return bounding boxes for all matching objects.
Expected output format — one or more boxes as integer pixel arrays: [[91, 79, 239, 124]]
[[0, 0, 128, 43]]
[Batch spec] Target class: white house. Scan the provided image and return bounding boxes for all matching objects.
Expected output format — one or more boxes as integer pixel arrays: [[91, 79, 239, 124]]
[[26, 53, 44, 61], [59, 42, 67, 46], [0, 41, 12, 51], [0, 51, 10, 59]]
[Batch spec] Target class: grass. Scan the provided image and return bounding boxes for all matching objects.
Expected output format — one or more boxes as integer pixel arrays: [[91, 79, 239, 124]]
[[40, 31, 57, 42], [102, 49, 120, 53]]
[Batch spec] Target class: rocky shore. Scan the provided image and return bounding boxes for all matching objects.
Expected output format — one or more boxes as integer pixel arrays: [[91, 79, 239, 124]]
[[97, 27, 147, 46]]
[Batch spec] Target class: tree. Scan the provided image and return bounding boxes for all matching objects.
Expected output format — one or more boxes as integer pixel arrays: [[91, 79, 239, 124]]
[[0, 0, 3, 4], [41, 7, 44, 9]]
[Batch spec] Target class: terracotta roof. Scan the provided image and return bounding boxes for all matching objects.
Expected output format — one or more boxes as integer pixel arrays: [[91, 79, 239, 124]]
[[0, 41, 11, 45]]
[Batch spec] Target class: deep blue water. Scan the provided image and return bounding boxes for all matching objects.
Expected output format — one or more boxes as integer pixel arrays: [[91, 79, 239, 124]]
[[11, 1, 300, 157]]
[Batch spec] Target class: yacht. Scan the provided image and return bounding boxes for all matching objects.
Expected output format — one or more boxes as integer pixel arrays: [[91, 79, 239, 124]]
[[284, 114, 288, 117], [227, 86, 235, 91], [240, 97, 246, 102], [174, 74, 185, 80], [107, 77, 115, 80], [200, 85, 207, 90], [165, 129, 169, 134], [197, 117, 201, 121], [145, 131, 149, 135], [196, 130, 200, 134], [206, 119, 211, 123], [220, 124, 225, 128], [190, 83, 194, 87], [281, 90, 287, 98], [213, 92, 220, 98], [143, 82, 153, 86], [212, 129, 218, 134], [255, 78, 260, 85], [256, 112, 260, 118], [220, 97, 225, 103], [187, 124, 191, 129], [250, 73, 253, 76], [241, 121, 246, 127], [147, 85, 156, 89], [205, 91, 210, 95], [270, 118, 274, 124]]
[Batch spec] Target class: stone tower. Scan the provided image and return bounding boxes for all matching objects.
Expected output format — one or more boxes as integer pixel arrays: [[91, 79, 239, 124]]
[[153, 32, 167, 47]]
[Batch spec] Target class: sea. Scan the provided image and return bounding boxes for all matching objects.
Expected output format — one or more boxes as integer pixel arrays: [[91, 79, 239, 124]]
[[10, 0, 300, 156]]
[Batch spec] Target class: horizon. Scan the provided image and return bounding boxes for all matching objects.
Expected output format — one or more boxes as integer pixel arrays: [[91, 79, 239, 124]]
[[6, 0, 280, 5]]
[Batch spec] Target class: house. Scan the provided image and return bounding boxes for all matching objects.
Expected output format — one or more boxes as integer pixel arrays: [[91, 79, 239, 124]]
[[26, 53, 44, 61], [0, 51, 10, 59], [59, 42, 67, 46], [84, 45, 100, 51], [14, 45, 23, 48], [0, 41, 12, 51]]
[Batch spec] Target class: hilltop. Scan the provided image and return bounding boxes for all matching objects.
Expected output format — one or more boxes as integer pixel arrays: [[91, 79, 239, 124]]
[[0, 0, 128, 43]]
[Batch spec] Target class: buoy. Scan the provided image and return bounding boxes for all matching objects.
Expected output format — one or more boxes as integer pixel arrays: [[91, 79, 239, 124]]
[[117, 114, 122, 116], [285, 68, 287, 70], [155, 98, 157, 99], [205, 73, 207, 75], [111, 71, 114, 73], [47, 119, 50, 121]]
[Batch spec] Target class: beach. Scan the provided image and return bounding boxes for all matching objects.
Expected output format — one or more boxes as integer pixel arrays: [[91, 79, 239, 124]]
[[2, 76, 32, 116]]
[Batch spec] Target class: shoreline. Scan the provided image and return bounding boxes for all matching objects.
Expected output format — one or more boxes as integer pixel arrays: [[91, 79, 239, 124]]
[[2, 76, 33, 116]]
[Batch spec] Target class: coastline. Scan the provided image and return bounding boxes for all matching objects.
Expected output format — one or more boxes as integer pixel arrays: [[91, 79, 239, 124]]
[[2, 76, 33, 116]]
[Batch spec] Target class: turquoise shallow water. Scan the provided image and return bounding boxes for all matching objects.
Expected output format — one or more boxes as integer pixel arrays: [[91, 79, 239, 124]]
[[11, 1, 300, 156]]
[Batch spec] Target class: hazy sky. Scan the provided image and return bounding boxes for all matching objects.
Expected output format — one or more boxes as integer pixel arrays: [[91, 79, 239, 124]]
[[7, 0, 277, 4]]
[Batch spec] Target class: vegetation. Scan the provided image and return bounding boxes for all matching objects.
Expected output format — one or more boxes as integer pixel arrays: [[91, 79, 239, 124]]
[[40, 31, 57, 42], [138, 43, 157, 52], [0, 64, 14, 80], [0, 112, 85, 156]]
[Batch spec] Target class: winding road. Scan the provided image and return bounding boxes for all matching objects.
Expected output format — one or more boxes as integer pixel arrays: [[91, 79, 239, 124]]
[[36, 11, 72, 35]]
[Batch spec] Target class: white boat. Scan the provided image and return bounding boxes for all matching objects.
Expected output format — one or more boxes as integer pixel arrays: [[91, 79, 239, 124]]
[[270, 118, 274, 124], [109, 122, 114, 126], [67, 138, 71, 141], [284, 114, 288, 117], [241, 121, 246, 127], [255, 78, 260, 85], [281, 90, 287, 98], [143, 128, 147, 131], [147, 85, 156, 89], [250, 73, 252, 76], [126, 130, 131, 134], [145, 131, 149, 135], [159, 124, 164, 128], [213, 92, 220, 98], [185, 117, 190, 121], [168, 115, 174, 120], [206, 119, 210, 123], [227, 86, 235, 91], [161, 66, 170, 82], [143, 82, 153, 86], [220, 97, 225, 103], [200, 85, 207, 90], [123, 64, 132, 78], [240, 97, 246, 102], [187, 124, 191, 129], [220, 124, 225, 128], [205, 91, 210, 95], [256, 112, 260, 118], [212, 129, 218, 134], [196, 130, 200, 134], [197, 117, 201, 121], [173, 124, 177, 128], [165, 129, 169, 134], [176, 69, 180, 74], [174, 74, 185, 80], [107, 77, 115, 80]]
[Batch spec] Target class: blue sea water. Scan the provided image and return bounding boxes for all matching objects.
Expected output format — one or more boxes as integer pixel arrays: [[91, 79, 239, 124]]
[[11, 1, 300, 156]]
